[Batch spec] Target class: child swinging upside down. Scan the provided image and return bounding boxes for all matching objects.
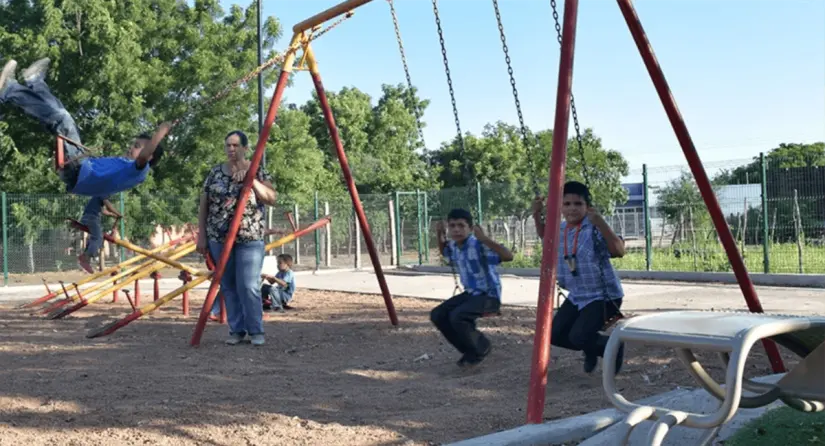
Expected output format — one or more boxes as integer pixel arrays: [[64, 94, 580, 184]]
[[532, 181, 627, 375], [1, 58, 170, 272], [431, 208, 514, 368]]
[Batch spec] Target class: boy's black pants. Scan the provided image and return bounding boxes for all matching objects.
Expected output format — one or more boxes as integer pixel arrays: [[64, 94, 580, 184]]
[[430, 292, 500, 359], [551, 298, 623, 358]]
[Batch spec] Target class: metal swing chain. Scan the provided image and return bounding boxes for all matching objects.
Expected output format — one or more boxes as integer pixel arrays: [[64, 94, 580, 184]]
[[549, 0, 589, 187], [432, 0, 469, 295], [171, 13, 354, 129], [492, 0, 541, 197], [548, 0, 621, 327], [386, 0, 426, 148], [431, 0, 467, 164]]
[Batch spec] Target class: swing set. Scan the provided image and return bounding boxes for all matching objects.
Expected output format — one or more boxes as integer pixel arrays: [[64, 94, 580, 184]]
[[41, 0, 793, 428]]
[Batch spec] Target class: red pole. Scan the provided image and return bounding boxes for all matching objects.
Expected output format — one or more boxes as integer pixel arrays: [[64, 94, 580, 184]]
[[306, 50, 398, 326], [152, 272, 160, 302], [616, 0, 784, 373], [525, 0, 580, 424], [189, 41, 300, 346]]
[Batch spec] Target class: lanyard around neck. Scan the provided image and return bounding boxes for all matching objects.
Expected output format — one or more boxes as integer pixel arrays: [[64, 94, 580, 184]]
[[563, 222, 583, 259]]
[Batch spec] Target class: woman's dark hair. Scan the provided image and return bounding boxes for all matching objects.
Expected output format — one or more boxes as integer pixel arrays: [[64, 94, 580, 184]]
[[225, 130, 249, 147], [563, 181, 592, 206], [447, 208, 474, 226], [136, 132, 164, 167]]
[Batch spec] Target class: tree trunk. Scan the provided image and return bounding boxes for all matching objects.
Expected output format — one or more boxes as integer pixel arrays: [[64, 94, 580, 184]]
[[503, 221, 511, 249], [27, 240, 35, 274]]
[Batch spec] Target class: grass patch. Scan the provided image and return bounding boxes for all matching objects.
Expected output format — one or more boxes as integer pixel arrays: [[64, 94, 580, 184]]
[[723, 406, 825, 446]]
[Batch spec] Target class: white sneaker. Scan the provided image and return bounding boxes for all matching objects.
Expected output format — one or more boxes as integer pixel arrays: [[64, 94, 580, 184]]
[[225, 334, 245, 345], [250, 334, 265, 346], [0, 60, 17, 91], [22, 58, 49, 84]]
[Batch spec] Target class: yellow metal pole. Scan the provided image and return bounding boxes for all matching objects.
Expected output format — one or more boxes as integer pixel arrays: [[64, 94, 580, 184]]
[[292, 0, 373, 34], [41, 241, 194, 310], [92, 217, 332, 338], [47, 243, 198, 319], [37, 242, 195, 315], [70, 220, 206, 276], [22, 236, 191, 309], [87, 274, 213, 338]]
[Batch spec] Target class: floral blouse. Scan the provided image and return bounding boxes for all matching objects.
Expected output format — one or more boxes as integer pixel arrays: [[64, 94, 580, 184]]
[[202, 164, 273, 244]]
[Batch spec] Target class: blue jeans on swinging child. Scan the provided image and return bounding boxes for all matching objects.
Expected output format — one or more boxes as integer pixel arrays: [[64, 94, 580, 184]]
[[0, 78, 87, 187]]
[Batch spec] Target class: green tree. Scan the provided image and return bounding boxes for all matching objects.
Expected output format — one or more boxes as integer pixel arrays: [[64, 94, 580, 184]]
[[0, 0, 285, 243]]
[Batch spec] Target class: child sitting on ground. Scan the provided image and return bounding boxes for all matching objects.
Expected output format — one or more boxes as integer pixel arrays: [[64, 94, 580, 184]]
[[261, 254, 296, 312], [431, 208, 514, 368], [0, 58, 170, 273], [532, 181, 626, 375]]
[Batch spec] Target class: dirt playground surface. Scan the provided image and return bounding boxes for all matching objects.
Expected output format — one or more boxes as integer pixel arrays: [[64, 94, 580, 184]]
[[0, 290, 800, 446]]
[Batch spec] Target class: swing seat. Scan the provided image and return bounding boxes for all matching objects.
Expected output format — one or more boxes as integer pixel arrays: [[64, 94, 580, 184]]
[[600, 310, 825, 446]]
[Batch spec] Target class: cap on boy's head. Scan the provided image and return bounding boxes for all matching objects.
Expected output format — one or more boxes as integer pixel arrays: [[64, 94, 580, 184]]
[[447, 208, 473, 226], [563, 181, 592, 206]]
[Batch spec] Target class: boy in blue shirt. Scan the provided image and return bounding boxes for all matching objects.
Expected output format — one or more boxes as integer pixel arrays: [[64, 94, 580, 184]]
[[432, 208, 514, 368], [532, 181, 627, 375], [1, 58, 170, 273], [261, 254, 296, 312]]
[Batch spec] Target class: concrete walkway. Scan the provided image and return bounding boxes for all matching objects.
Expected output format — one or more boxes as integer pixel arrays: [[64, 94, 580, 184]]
[[2, 267, 824, 315]]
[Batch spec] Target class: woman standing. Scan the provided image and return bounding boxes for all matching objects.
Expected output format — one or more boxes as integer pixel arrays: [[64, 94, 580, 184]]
[[197, 130, 277, 346]]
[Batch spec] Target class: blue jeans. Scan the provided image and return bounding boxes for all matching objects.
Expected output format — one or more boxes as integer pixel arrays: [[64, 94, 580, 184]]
[[0, 79, 87, 187], [80, 211, 103, 258], [208, 239, 266, 336]]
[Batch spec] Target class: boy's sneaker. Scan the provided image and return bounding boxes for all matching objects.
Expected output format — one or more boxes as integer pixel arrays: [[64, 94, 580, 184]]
[[583, 353, 598, 374], [22, 58, 49, 84], [0, 60, 17, 92], [77, 254, 94, 274], [225, 334, 245, 345], [250, 334, 265, 346]]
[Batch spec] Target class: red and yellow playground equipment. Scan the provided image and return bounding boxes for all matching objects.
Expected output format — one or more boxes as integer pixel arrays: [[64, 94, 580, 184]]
[[23, 215, 331, 336], [86, 215, 331, 338]]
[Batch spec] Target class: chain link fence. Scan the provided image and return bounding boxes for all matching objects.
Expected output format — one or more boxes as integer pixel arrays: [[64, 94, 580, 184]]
[[2, 159, 824, 284]]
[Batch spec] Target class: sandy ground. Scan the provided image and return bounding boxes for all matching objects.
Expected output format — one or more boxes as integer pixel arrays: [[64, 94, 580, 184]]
[[0, 289, 802, 446]]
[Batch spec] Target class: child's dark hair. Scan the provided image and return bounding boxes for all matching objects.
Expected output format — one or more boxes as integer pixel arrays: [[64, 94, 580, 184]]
[[137, 132, 164, 167], [563, 181, 592, 206], [277, 253, 293, 267], [225, 130, 249, 147], [447, 208, 473, 226]]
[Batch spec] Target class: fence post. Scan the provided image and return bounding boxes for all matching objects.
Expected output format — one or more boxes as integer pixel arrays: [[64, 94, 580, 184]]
[[388, 198, 397, 266], [119, 192, 126, 263], [354, 205, 362, 269], [759, 152, 770, 274], [314, 191, 320, 270], [2, 191, 7, 286], [394, 191, 402, 266], [423, 191, 430, 263], [642, 164, 652, 271], [324, 201, 331, 267], [476, 181, 483, 225], [416, 189, 423, 265], [294, 203, 300, 265]]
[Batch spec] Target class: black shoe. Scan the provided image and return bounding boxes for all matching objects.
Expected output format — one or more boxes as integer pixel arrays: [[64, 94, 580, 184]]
[[460, 343, 492, 368], [583, 354, 598, 374], [614, 343, 625, 376]]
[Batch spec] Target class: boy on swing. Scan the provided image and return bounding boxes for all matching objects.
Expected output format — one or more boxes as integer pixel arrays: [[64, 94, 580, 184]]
[[432, 208, 514, 368], [1, 58, 170, 272], [532, 181, 626, 374]]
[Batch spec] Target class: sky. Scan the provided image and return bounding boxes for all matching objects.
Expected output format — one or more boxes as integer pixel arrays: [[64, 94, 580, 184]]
[[218, 0, 825, 176]]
